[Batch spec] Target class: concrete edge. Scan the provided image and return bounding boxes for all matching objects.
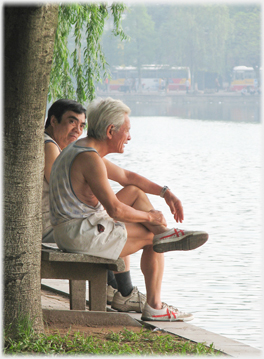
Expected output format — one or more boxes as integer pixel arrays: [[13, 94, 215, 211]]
[[128, 313, 262, 357], [43, 309, 142, 328]]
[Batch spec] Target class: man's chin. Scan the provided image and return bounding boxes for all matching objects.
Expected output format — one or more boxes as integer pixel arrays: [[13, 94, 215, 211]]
[[69, 136, 77, 142]]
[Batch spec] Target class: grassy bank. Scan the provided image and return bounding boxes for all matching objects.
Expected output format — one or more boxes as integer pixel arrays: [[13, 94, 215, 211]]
[[4, 324, 223, 355]]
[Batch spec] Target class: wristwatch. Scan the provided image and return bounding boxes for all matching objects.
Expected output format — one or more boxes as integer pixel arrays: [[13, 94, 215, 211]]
[[160, 186, 170, 198]]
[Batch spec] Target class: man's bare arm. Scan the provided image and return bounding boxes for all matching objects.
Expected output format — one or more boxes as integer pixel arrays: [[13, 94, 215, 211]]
[[72, 152, 166, 226], [44, 142, 60, 183], [103, 158, 184, 223], [103, 158, 163, 194]]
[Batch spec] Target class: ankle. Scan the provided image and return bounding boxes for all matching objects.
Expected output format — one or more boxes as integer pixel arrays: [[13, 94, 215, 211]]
[[153, 227, 171, 236], [147, 301, 163, 310], [115, 271, 133, 297]]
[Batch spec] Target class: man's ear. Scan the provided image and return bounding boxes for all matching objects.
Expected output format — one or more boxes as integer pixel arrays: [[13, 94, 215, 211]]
[[106, 124, 114, 139], [50, 115, 57, 127]]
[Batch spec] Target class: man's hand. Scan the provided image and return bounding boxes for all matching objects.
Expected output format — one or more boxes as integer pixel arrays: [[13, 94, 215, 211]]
[[164, 191, 184, 223], [148, 209, 167, 227]]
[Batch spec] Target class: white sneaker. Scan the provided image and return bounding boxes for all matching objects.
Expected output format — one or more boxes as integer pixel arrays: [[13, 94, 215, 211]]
[[111, 287, 146, 313], [107, 285, 118, 305], [141, 302, 194, 322], [153, 228, 208, 253]]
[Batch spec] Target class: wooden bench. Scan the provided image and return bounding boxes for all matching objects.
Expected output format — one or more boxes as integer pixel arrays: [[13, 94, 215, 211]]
[[41, 245, 125, 312]]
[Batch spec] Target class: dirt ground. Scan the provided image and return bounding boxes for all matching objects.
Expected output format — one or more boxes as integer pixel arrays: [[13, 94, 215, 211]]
[[44, 321, 145, 338], [44, 323, 163, 340]]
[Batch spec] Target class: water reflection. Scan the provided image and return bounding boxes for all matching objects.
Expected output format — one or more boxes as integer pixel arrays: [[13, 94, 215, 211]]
[[122, 98, 260, 123]]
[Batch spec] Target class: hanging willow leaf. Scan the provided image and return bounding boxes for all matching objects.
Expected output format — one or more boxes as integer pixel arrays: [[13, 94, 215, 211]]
[[48, 3, 127, 104]]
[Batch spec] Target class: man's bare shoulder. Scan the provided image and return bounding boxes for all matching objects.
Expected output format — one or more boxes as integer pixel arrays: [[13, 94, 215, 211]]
[[73, 150, 106, 173], [45, 140, 60, 152], [76, 149, 101, 162], [45, 141, 60, 162]]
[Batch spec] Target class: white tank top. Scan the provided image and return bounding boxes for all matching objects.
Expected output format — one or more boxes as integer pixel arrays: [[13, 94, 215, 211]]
[[49, 141, 104, 226]]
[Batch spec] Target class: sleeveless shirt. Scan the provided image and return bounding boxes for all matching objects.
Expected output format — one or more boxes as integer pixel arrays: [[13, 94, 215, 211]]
[[49, 141, 104, 226]]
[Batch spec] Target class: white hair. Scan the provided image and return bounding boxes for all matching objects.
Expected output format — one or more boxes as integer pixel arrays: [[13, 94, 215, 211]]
[[87, 97, 131, 140]]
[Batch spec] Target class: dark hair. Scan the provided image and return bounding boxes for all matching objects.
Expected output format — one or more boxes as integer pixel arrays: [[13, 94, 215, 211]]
[[45, 99, 86, 129]]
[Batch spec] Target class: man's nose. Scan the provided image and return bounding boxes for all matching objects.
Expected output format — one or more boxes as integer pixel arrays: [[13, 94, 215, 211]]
[[75, 123, 83, 134]]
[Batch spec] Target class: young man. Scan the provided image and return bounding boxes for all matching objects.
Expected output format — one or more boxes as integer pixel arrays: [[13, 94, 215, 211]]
[[42, 99, 86, 243], [49, 97, 208, 321]]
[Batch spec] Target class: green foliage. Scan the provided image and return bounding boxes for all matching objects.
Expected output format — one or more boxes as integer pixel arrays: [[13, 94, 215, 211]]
[[101, 3, 260, 78], [122, 5, 156, 68], [102, 4, 156, 68], [4, 325, 222, 355], [228, 10, 261, 67], [4, 312, 36, 343], [145, 4, 230, 74], [48, 3, 127, 104]]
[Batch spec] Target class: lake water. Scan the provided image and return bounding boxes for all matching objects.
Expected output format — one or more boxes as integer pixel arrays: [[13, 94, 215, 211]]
[[106, 116, 262, 350]]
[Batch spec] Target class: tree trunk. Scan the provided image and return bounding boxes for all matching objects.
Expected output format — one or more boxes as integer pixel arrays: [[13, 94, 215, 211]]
[[4, 4, 58, 335]]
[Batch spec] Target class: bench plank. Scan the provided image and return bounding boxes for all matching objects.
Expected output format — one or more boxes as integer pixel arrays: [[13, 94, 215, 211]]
[[41, 247, 124, 312], [41, 249, 125, 271]]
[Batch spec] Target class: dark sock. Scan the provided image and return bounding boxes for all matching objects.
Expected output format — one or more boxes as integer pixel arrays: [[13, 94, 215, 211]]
[[107, 270, 118, 289], [115, 271, 133, 297]]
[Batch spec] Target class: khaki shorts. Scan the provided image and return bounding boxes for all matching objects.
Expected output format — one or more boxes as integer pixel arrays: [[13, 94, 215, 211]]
[[53, 211, 127, 260]]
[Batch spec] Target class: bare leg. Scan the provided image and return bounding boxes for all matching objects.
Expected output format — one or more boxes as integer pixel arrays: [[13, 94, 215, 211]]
[[117, 185, 166, 309], [112, 254, 130, 283], [141, 245, 164, 308], [122, 255, 130, 271], [119, 222, 164, 309]]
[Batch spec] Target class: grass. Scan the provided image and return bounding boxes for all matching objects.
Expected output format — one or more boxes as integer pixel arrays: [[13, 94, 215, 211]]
[[4, 319, 223, 356]]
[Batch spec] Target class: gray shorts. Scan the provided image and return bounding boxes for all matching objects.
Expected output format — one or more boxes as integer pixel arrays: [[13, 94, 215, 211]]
[[42, 229, 55, 243], [53, 211, 127, 260]]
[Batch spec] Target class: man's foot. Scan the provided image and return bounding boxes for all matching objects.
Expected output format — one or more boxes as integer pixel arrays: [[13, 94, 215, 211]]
[[153, 228, 208, 253], [107, 285, 118, 305], [111, 287, 146, 313], [141, 302, 194, 322]]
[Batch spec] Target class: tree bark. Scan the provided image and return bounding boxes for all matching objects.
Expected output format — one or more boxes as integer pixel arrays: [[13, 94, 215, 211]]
[[4, 4, 58, 335]]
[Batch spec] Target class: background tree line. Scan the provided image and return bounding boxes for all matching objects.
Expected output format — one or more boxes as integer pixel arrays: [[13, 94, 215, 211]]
[[100, 4, 261, 86]]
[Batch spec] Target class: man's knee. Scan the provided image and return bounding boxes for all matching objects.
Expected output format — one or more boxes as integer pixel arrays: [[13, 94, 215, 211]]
[[124, 184, 142, 195], [125, 185, 148, 201]]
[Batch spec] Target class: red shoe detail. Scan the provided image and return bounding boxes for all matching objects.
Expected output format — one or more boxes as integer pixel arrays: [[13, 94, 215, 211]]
[[152, 313, 169, 318], [171, 309, 177, 319], [174, 229, 185, 237], [159, 229, 185, 240], [152, 308, 177, 319]]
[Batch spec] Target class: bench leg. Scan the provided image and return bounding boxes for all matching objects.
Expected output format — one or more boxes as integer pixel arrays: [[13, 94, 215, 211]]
[[69, 280, 86, 310], [89, 267, 107, 311]]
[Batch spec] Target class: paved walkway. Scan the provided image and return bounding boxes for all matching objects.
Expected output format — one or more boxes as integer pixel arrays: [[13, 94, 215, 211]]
[[41, 279, 262, 358]]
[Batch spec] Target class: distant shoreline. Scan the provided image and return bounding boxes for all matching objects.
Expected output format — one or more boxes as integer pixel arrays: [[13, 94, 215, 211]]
[[97, 90, 260, 105]]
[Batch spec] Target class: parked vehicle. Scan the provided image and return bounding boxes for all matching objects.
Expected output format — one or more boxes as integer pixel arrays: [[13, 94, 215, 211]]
[[230, 66, 257, 92], [108, 65, 191, 92]]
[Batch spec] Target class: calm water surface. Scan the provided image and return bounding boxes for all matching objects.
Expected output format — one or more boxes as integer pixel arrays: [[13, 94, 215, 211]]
[[107, 116, 262, 350]]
